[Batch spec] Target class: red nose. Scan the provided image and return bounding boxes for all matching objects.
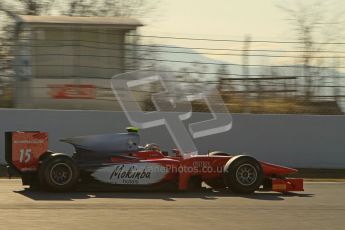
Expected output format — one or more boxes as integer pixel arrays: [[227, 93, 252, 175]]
[[261, 162, 298, 176]]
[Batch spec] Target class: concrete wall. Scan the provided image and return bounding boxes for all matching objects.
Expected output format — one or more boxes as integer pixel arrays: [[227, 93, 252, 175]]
[[0, 109, 344, 168], [31, 28, 124, 79], [15, 27, 126, 110]]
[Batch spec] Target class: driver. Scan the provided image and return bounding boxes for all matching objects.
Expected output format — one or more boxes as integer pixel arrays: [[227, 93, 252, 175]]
[[144, 143, 161, 152]]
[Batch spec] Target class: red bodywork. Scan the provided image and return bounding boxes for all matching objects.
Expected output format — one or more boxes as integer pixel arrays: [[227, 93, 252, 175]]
[[7, 131, 304, 193], [123, 151, 303, 192]]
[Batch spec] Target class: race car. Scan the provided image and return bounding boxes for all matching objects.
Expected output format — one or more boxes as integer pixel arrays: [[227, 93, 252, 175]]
[[5, 128, 304, 194]]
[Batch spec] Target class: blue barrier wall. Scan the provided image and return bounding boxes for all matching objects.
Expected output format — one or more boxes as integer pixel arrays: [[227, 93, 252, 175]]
[[0, 109, 344, 168]]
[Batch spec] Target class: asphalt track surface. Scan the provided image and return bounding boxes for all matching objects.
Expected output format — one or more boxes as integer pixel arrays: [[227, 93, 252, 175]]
[[0, 179, 344, 230]]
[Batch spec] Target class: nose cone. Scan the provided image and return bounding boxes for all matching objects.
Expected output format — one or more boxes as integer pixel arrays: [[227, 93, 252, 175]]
[[261, 162, 298, 176]]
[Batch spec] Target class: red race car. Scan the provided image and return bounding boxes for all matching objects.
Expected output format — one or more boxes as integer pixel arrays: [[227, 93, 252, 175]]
[[5, 128, 303, 194]]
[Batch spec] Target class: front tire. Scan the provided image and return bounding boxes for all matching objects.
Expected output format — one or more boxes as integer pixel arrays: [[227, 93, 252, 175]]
[[224, 156, 263, 194], [39, 155, 79, 192]]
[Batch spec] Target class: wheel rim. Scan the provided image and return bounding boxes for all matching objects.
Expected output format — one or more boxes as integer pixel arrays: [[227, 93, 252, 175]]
[[235, 163, 258, 186], [49, 163, 73, 186]]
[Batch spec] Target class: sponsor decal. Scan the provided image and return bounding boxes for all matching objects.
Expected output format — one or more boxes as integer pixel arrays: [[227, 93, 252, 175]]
[[92, 163, 168, 185], [49, 84, 96, 99], [192, 161, 211, 168], [272, 183, 287, 191], [13, 140, 45, 144]]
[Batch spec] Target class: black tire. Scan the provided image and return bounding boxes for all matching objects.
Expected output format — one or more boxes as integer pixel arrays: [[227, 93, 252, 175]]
[[209, 151, 230, 156], [224, 156, 263, 194], [39, 155, 79, 192]]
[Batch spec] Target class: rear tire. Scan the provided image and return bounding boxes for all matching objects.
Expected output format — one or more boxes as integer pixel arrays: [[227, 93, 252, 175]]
[[39, 156, 79, 192], [224, 156, 263, 194]]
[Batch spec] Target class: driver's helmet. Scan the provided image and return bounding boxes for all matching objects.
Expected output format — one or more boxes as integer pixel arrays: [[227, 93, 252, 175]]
[[144, 143, 161, 152]]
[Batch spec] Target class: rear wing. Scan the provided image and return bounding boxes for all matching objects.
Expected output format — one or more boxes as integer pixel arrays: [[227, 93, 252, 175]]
[[5, 131, 48, 173]]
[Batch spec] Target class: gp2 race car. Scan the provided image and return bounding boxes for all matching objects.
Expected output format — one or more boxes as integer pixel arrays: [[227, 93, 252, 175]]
[[5, 128, 304, 194]]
